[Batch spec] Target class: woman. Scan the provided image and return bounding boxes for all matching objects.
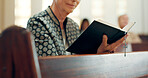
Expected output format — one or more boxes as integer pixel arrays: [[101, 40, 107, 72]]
[[27, 0, 127, 57]]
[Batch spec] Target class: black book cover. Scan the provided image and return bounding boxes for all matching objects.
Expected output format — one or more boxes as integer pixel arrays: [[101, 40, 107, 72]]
[[66, 20, 126, 54]]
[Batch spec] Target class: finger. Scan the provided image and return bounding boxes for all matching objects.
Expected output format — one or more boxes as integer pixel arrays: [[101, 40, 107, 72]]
[[110, 35, 127, 49], [101, 35, 108, 47], [106, 35, 127, 51]]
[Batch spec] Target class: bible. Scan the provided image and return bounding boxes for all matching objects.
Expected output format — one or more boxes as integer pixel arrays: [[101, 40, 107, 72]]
[[66, 19, 135, 54]]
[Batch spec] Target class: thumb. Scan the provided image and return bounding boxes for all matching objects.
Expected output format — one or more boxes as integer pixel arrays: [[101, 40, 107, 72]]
[[101, 35, 108, 47], [97, 35, 108, 53]]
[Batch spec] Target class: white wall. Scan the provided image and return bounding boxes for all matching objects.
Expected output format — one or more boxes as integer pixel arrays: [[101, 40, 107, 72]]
[[78, 0, 147, 34], [4, 0, 15, 29], [143, 0, 148, 35], [103, 0, 118, 25], [126, 0, 148, 35], [78, 0, 121, 26], [31, 0, 42, 16], [79, 0, 92, 21], [0, 0, 15, 31], [79, 0, 118, 25], [127, 0, 143, 34]]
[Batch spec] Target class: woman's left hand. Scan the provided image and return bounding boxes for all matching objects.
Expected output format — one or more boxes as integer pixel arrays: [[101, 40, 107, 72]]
[[97, 35, 128, 54]]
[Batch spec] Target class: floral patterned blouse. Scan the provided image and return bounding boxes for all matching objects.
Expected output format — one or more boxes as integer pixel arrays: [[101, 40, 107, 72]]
[[27, 6, 80, 57]]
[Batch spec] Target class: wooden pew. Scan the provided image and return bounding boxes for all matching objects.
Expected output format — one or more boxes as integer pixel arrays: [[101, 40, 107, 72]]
[[132, 35, 148, 51], [0, 26, 148, 78], [139, 35, 148, 43], [132, 43, 148, 51], [39, 52, 148, 78]]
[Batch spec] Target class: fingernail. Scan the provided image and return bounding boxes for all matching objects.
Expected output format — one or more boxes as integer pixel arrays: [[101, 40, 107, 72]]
[[103, 35, 107, 38]]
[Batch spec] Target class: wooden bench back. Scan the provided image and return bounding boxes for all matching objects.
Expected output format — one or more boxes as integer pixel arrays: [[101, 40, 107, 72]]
[[132, 43, 148, 51], [39, 52, 148, 78]]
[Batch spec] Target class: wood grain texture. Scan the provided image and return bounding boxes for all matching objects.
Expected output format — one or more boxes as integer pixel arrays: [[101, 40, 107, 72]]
[[0, 26, 39, 78], [132, 43, 148, 51], [39, 52, 148, 78]]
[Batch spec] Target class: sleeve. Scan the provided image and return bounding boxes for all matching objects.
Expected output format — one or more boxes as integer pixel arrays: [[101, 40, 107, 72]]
[[27, 17, 58, 57]]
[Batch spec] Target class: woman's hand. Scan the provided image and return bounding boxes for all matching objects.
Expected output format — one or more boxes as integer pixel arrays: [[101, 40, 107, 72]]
[[97, 35, 128, 54]]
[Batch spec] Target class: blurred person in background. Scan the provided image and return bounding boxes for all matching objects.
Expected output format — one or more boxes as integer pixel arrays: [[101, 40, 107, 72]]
[[80, 18, 90, 33], [115, 14, 142, 52], [118, 14, 142, 44]]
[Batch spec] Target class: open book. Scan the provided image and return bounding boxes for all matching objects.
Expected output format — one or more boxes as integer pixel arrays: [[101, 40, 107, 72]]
[[66, 19, 135, 54]]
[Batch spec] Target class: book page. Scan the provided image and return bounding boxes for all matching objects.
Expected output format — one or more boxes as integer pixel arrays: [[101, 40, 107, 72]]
[[96, 19, 136, 33], [95, 19, 122, 30], [123, 22, 136, 33]]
